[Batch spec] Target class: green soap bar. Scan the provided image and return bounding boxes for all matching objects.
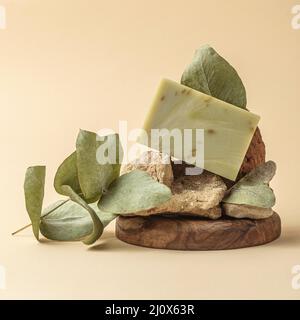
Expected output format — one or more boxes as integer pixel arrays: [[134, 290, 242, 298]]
[[139, 79, 260, 180]]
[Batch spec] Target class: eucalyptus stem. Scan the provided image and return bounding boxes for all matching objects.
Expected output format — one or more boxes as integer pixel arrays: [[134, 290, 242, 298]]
[[12, 198, 70, 236]]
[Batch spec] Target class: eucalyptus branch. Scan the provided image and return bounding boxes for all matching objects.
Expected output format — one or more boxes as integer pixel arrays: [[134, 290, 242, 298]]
[[12, 198, 70, 236]]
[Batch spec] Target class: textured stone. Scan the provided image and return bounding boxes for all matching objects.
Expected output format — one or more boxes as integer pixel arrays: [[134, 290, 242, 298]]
[[223, 203, 273, 219], [171, 160, 194, 179], [121, 150, 174, 187], [126, 171, 227, 219], [238, 127, 266, 178]]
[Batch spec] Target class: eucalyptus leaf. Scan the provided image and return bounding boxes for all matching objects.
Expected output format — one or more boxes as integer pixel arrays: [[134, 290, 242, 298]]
[[54, 151, 103, 245], [60, 185, 104, 245], [52, 129, 124, 245], [222, 161, 277, 208], [76, 130, 122, 203], [232, 161, 276, 188], [98, 170, 172, 214], [24, 166, 46, 240], [54, 152, 81, 197], [181, 45, 247, 108], [223, 185, 275, 208], [40, 200, 117, 241]]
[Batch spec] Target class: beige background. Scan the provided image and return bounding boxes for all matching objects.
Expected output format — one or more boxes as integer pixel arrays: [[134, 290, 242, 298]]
[[0, 0, 299, 299]]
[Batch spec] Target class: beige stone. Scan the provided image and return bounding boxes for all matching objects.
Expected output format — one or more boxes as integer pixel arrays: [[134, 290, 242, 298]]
[[126, 172, 227, 220], [223, 203, 273, 219], [121, 150, 174, 187]]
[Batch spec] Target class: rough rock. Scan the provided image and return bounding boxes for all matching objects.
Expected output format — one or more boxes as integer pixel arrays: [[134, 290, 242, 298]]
[[238, 127, 266, 178], [121, 150, 174, 187], [171, 159, 195, 179], [223, 203, 273, 219], [127, 171, 227, 219]]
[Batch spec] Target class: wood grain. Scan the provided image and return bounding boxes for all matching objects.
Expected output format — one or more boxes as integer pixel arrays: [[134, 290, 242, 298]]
[[116, 213, 281, 250]]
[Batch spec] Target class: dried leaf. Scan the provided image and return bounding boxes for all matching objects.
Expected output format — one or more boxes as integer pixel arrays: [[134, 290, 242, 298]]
[[40, 200, 117, 241], [54, 152, 81, 197], [76, 130, 122, 202], [223, 161, 276, 208], [181, 45, 247, 108], [98, 170, 172, 214], [223, 185, 275, 208], [24, 166, 46, 240], [54, 146, 103, 245], [64, 186, 103, 245], [233, 160, 276, 188], [52, 130, 124, 245]]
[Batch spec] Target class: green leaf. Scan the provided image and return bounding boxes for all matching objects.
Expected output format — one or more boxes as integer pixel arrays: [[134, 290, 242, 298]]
[[65, 187, 104, 245], [54, 150, 103, 245], [98, 170, 172, 214], [222, 161, 277, 208], [40, 200, 91, 241], [232, 160, 276, 188], [54, 152, 81, 197], [40, 200, 117, 241], [53, 129, 123, 245], [223, 185, 275, 208], [181, 45, 247, 109], [76, 130, 123, 203], [24, 166, 46, 240]]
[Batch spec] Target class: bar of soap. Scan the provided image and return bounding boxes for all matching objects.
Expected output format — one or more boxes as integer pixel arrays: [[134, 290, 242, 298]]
[[139, 79, 260, 180]]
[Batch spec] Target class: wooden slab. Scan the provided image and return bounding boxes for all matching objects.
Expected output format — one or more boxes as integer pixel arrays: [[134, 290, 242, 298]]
[[116, 213, 281, 250]]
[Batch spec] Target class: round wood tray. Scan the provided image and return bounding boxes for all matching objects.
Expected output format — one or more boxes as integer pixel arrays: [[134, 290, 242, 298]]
[[115, 213, 281, 250]]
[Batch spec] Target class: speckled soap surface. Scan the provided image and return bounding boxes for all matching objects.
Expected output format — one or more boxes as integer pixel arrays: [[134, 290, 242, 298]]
[[140, 79, 260, 180]]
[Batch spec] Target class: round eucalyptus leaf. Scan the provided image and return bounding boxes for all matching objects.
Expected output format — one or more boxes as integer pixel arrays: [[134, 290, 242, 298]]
[[40, 201, 117, 241], [181, 45, 247, 109], [98, 170, 172, 214], [223, 185, 276, 208], [223, 161, 277, 208]]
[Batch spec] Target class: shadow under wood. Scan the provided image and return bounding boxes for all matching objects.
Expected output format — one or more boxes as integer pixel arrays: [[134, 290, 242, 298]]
[[88, 230, 147, 252], [268, 224, 300, 248]]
